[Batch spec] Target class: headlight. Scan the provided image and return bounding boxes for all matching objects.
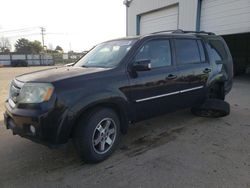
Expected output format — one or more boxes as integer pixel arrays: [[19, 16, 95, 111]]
[[19, 83, 54, 103]]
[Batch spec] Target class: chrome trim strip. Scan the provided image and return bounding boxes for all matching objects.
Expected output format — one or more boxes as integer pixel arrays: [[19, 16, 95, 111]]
[[135, 86, 204, 103], [180, 86, 204, 93], [136, 91, 180, 102], [8, 99, 16, 108], [13, 79, 24, 88]]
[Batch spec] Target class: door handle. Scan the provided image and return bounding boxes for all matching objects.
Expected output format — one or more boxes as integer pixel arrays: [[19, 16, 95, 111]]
[[203, 68, 211, 73], [167, 74, 177, 79]]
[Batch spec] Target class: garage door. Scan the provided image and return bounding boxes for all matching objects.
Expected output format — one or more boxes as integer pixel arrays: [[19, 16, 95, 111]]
[[140, 5, 179, 35], [200, 0, 250, 35]]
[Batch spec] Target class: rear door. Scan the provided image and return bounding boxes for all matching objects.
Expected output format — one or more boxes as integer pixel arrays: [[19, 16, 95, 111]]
[[173, 38, 211, 107]]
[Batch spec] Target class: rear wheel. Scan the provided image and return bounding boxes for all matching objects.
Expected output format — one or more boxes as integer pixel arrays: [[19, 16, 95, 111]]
[[73, 108, 120, 163]]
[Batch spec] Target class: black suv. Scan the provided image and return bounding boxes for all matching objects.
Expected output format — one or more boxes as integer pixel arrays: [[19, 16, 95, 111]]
[[4, 30, 233, 163]]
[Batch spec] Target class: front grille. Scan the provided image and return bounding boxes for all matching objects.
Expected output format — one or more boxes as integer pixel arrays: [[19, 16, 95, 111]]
[[9, 79, 24, 104]]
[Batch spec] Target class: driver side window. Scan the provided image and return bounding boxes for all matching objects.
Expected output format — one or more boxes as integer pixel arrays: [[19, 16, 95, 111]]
[[135, 39, 172, 68]]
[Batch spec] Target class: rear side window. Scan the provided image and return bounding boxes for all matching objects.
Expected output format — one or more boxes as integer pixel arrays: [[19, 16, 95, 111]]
[[175, 39, 202, 64], [209, 40, 227, 63]]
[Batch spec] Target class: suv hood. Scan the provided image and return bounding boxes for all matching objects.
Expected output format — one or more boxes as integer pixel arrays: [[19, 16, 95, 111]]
[[16, 66, 107, 83]]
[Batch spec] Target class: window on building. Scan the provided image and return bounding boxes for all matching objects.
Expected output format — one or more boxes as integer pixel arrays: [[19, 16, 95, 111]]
[[135, 39, 172, 68], [175, 39, 202, 64]]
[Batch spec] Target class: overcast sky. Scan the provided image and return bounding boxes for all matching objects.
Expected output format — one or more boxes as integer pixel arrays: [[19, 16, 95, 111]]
[[0, 0, 126, 52]]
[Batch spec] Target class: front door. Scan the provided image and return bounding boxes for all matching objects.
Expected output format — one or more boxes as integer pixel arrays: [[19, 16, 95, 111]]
[[127, 39, 180, 121]]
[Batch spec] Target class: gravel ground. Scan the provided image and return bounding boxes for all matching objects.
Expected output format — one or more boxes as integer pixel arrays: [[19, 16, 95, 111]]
[[0, 67, 250, 188]]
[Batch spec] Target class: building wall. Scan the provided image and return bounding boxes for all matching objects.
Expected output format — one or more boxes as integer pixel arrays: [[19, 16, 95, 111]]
[[127, 0, 250, 36], [200, 0, 250, 35], [127, 0, 199, 36]]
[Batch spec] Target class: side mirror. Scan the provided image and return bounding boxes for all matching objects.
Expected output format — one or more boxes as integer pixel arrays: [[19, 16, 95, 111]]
[[133, 59, 151, 71]]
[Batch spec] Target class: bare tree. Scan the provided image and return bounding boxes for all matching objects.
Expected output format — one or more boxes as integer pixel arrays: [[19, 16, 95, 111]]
[[0, 37, 11, 53]]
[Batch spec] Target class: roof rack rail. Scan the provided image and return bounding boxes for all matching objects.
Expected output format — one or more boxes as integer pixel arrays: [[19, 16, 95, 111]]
[[151, 30, 179, 34], [179, 30, 215, 35], [151, 29, 215, 35]]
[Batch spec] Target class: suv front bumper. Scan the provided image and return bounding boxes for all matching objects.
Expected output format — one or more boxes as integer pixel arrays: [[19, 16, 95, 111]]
[[4, 101, 73, 147]]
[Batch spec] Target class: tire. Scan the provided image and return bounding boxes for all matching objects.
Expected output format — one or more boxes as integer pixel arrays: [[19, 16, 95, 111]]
[[191, 99, 230, 118], [73, 108, 121, 163]]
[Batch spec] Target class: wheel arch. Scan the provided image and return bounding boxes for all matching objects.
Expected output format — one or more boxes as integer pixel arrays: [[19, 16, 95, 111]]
[[70, 98, 132, 138], [207, 74, 226, 99]]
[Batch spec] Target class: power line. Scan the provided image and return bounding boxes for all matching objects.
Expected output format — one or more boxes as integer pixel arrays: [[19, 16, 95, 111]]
[[3, 32, 68, 38], [0, 27, 39, 34], [46, 32, 68, 35], [4, 33, 40, 38]]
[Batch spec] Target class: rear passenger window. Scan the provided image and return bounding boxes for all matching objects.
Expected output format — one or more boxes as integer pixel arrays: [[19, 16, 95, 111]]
[[175, 39, 202, 64], [209, 40, 227, 63]]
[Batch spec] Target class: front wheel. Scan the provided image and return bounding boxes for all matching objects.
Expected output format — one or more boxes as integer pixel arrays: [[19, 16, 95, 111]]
[[73, 108, 120, 163]]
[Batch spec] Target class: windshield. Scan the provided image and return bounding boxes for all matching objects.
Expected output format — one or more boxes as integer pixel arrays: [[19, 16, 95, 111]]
[[74, 39, 136, 68]]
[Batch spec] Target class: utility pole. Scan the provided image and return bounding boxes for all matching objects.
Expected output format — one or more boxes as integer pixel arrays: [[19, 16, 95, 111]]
[[40, 27, 46, 52]]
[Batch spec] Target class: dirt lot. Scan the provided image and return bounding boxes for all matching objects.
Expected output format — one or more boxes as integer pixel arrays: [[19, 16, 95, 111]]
[[0, 67, 250, 188]]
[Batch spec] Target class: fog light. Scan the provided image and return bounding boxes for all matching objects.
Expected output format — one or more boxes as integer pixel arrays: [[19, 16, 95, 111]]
[[30, 125, 36, 135]]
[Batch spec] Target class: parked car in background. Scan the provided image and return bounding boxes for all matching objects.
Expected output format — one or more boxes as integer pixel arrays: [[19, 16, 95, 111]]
[[4, 30, 233, 163]]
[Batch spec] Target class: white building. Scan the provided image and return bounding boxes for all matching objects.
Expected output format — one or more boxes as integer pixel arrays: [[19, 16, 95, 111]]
[[124, 0, 250, 74]]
